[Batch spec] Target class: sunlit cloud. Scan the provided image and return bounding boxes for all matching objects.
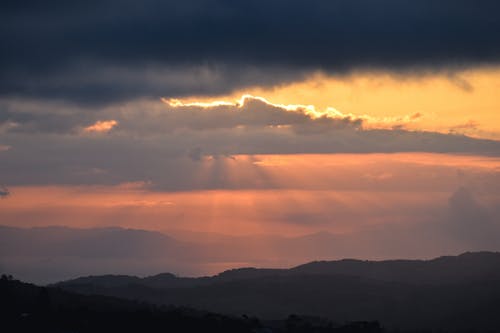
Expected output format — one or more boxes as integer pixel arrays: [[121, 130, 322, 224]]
[[83, 120, 118, 133], [162, 94, 428, 130], [191, 69, 500, 139], [162, 97, 234, 108], [162, 94, 319, 116]]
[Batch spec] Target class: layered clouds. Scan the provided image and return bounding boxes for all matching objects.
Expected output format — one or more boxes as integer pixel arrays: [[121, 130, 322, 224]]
[[1, 1, 500, 278], [2, 153, 500, 232], [1, 0, 500, 105], [1, 96, 500, 188], [1, 0, 500, 189]]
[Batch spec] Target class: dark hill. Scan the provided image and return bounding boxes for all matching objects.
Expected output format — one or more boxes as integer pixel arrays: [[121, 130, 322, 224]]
[[53, 252, 500, 331], [56, 251, 500, 289], [290, 251, 500, 284], [1, 275, 383, 333]]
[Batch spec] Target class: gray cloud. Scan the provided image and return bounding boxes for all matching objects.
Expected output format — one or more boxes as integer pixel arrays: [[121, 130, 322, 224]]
[[0, 65, 306, 107], [116, 97, 362, 134], [447, 187, 499, 248], [1, 96, 500, 188], [0, 186, 9, 198], [1, 96, 360, 134], [1, 1, 500, 105], [1, 131, 499, 190]]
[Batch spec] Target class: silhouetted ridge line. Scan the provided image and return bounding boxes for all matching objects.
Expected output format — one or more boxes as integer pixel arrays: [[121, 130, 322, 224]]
[[55, 251, 500, 288], [50, 252, 500, 331], [9, 275, 377, 333]]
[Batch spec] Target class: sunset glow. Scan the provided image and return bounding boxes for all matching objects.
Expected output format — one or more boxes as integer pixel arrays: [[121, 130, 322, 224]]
[[2, 153, 499, 238], [1, 0, 500, 287], [83, 120, 118, 133], [179, 68, 500, 139]]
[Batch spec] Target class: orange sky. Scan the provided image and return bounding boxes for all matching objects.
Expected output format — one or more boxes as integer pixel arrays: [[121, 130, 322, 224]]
[[176, 68, 500, 140], [2, 153, 498, 236]]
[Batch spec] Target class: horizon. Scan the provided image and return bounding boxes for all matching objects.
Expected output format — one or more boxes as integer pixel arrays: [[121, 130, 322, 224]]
[[2, 222, 499, 283], [52, 251, 500, 282]]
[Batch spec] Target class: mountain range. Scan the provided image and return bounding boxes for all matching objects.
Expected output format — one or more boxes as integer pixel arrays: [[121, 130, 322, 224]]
[[2, 225, 500, 331], [0, 225, 473, 283], [52, 252, 500, 331]]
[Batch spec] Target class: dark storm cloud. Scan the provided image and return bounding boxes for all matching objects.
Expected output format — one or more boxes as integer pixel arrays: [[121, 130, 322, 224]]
[[1, 0, 500, 104], [0, 66, 306, 107]]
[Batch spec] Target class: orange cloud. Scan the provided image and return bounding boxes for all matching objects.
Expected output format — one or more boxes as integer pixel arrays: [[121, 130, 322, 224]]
[[176, 68, 500, 139], [83, 120, 118, 133]]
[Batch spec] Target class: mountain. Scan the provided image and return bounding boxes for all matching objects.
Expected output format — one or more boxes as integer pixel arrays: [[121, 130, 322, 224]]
[[1, 224, 498, 284], [0, 225, 201, 283], [53, 252, 500, 331], [290, 251, 500, 284], [0, 225, 184, 258], [0, 276, 267, 333], [1, 275, 389, 333], [56, 251, 500, 288]]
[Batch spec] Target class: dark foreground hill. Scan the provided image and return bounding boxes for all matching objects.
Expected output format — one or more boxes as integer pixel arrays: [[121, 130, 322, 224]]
[[54, 252, 500, 332], [1, 275, 385, 333]]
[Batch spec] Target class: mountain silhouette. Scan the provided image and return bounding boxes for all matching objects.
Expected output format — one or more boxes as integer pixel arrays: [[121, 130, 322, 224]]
[[2, 274, 389, 333], [53, 252, 500, 331]]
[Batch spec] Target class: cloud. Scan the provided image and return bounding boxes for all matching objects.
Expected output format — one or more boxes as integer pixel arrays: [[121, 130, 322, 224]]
[[0, 95, 361, 134], [449, 120, 480, 135], [446, 72, 474, 92], [410, 113, 423, 121], [0, 98, 95, 133], [447, 187, 499, 248], [0, 186, 9, 198], [83, 120, 118, 133], [0, 144, 11, 152], [0, 95, 499, 188], [1, 129, 499, 192], [154, 95, 362, 133], [1, 0, 500, 105], [188, 147, 204, 162]]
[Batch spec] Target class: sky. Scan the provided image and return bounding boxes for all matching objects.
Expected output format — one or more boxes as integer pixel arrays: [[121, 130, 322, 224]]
[[1, 1, 500, 278]]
